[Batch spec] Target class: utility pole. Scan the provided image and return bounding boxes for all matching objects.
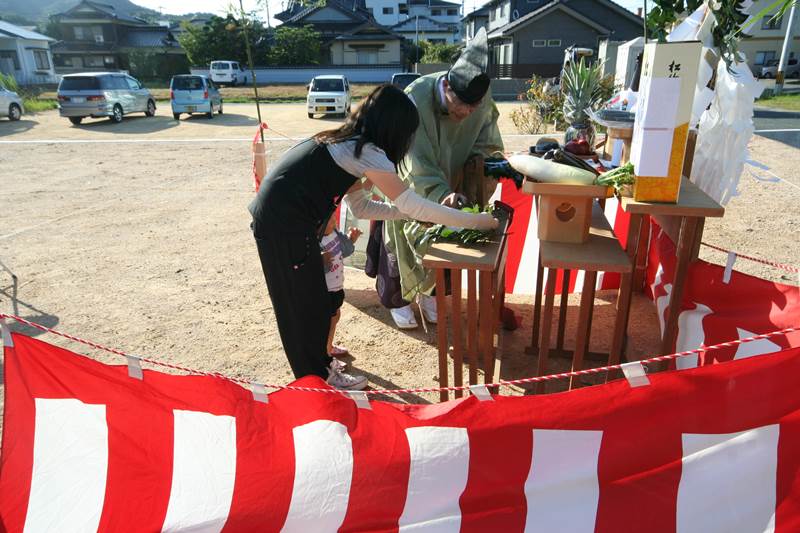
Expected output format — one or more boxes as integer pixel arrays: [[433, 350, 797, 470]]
[[775, 1, 797, 95]]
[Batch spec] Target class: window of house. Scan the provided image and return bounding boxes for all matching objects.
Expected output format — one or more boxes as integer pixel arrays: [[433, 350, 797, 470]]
[[432, 8, 441, 15], [532, 39, 546, 47], [447, 8, 457, 15], [104, 55, 115, 66], [399, 4, 408, 13], [547, 39, 561, 46], [92, 26, 104, 42], [32, 49, 50, 70], [61, 56, 83, 68], [762, 14, 782, 30], [429, 38, 446, 44], [74, 26, 85, 39], [755, 51, 777, 65], [84, 55, 104, 67], [383, 6, 394, 14], [489, 9, 495, 21], [0, 50, 20, 69], [357, 49, 378, 64], [501, 2, 507, 17]]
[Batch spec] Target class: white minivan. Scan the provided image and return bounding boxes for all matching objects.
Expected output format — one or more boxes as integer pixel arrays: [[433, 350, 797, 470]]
[[210, 60, 248, 86], [306, 75, 351, 118]]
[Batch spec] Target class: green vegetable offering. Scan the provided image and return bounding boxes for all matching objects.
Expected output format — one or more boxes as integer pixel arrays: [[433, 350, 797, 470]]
[[594, 162, 635, 195], [417, 204, 495, 247]]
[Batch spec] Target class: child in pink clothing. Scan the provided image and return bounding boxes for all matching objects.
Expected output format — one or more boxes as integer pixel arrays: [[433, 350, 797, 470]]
[[320, 213, 362, 359]]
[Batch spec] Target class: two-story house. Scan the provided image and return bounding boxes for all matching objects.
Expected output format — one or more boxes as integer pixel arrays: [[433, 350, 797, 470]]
[[275, 0, 404, 65], [389, 0, 462, 44], [49, 0, 184, 75], [738, 0, 800, 75], [0, 21, 58, 85], [479, 0, 642, 78], [463, 5, 490, 46]]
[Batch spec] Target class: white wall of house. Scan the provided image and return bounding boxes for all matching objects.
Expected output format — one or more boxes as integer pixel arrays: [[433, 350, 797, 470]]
[[330, 40, 402, 64], [367, 0, 406, 25], [0, 37, 57, 85], [739, 0, 800, 71]]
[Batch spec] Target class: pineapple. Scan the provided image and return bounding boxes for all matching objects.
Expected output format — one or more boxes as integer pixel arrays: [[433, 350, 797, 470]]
[[561, 57, 609, 145]]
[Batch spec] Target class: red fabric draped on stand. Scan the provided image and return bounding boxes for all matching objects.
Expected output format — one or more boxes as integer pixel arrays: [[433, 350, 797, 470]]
[[2, 332, 800, 532]]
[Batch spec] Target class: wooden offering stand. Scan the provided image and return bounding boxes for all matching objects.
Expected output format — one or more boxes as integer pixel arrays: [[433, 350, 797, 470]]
[[421, 207, 512, 401]]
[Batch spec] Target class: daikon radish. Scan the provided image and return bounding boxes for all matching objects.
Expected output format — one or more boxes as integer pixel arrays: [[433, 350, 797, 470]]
[[508, 154, 596, 185]]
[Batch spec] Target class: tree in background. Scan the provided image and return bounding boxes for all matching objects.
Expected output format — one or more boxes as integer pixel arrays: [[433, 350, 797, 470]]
[[268, 25, 322, 65], [178, 14, 270, 66], [419, 41, 461, 64]]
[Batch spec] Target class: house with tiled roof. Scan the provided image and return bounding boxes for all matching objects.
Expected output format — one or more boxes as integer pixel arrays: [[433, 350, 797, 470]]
[[0, 20, 57, 85], [475, 0, 642, 78], [48, 0, 185, 76], [275, 0, 404, 65]]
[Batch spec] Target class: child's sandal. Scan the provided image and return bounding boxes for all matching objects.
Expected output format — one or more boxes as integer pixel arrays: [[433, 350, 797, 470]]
[[329, 344, 349, 357]]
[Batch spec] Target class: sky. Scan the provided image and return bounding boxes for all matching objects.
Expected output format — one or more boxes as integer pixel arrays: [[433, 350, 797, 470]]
[[134, 0, 646, 25]]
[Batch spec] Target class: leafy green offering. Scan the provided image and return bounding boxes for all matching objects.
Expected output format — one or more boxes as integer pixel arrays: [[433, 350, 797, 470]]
[[594, 162, 635, 196], [417, 204, 495, 247]]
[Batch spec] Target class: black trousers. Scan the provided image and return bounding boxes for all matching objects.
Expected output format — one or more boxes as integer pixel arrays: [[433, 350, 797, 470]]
[[253, 222, 333, 379]]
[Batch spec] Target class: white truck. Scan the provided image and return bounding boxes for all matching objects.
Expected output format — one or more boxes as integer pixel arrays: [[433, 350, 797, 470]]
[[210, 60, 249, 87]]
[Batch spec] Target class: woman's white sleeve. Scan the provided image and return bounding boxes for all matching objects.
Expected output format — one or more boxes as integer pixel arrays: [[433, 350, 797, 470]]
[[343, 187, 404, 220], [392, 189, 498, 230]]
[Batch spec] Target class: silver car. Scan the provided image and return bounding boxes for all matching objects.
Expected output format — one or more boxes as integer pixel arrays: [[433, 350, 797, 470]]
[[0, 80, 23, 121], [759, 58, 800, 79], [57, 72, 156, 125]]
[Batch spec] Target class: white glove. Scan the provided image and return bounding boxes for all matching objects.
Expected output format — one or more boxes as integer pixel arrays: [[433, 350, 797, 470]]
[[393, 188, 498, 230], [343, 187, 404, 220]]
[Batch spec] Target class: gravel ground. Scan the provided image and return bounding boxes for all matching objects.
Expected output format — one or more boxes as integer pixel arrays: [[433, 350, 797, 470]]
[[1, 103, 798, 434]]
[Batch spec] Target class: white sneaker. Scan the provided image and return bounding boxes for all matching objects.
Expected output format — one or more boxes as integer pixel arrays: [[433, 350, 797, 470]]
[[330, 358, 347, 372], [417, 293, 437, 324], [327, 363, 367, 390], [390, 305, 418, 329]]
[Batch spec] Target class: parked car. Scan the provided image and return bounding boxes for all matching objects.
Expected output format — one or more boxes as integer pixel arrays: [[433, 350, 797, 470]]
[[57, 72, 156, 125], [0, 80, 23, 121], [170, 75, 222, 120], [307, 75, 351, 118], [391, 72, 421, 91], [759, 58, 800, 79], [210, 60, 248, 86]]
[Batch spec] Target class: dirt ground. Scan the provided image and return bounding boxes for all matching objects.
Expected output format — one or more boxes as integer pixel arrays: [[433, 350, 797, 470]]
[[1, 103, 799, 434]]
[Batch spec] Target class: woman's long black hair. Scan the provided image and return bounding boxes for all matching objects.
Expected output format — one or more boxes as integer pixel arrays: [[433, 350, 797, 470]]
[[314, 84, 420, 165]]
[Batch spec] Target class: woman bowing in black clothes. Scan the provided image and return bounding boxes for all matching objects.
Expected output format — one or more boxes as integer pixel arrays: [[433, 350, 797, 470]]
[[249, 84, 498, 390]]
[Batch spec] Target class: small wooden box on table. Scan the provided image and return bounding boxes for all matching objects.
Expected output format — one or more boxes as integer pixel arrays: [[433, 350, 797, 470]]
[[421, 215, 511, 401], [528, 202, 632, 393], [612, 178, 725, 359]]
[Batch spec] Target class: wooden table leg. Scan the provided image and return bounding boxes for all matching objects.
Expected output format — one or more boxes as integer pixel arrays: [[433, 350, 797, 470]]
[[435, 269, 449, 402], [608, 214, 643, 380], [467, 271, 478, 385], [632, 215, 650, 292], [527, 255, 544, 354], [536, 269, 557, 394], [556, 269, 571, 353], [451, 269, 464, 399], [569, 271, 597, 390], [661, 216, 700, 355], [479, 270, 494, 384]]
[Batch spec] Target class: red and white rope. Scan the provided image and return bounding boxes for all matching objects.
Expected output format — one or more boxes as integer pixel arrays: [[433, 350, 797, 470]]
[[1, 312, 798, 397], [702, 242, 799, 274]]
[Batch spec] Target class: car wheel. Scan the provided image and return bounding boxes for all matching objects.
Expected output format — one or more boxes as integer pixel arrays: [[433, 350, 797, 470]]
[[206, 108, 214, 119], [145, 99, 156, 117], [173, 112, 180, 120], [69, 116, 83, 125], [764, 73, 773, 79], [218, 102, 223, 114], [308, 113, 314, 119], [9, 103, 21, 121], [110, 104, 123, 124]]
